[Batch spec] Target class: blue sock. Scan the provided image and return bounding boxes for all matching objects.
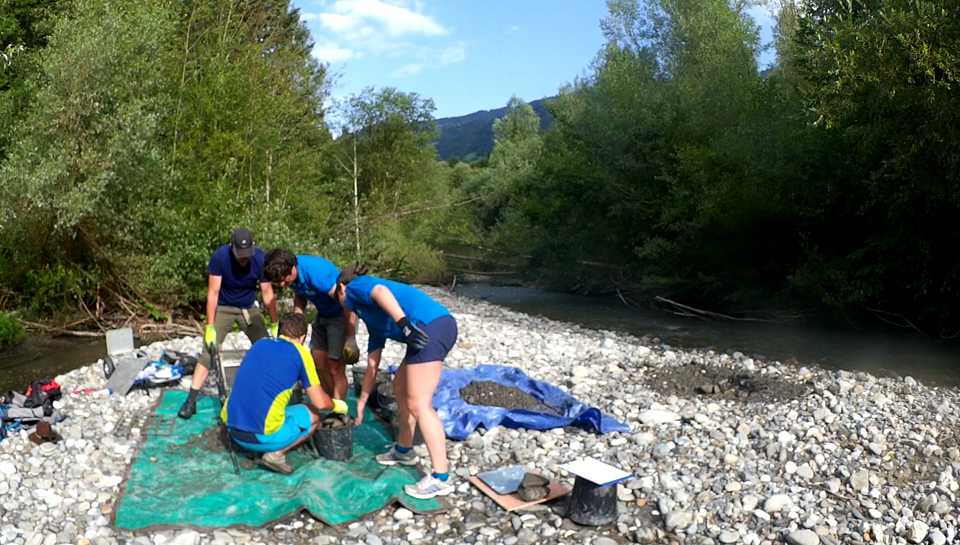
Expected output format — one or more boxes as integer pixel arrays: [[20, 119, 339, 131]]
[[395, 445, 412, 454], [432, 472, 449, 481]]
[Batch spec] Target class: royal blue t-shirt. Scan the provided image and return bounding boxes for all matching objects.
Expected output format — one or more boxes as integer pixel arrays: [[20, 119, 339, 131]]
[[221, 337, 319, 435], [208, 244, 265, 308], [291, 256, 341, 318], [342, 276, 449, 353]]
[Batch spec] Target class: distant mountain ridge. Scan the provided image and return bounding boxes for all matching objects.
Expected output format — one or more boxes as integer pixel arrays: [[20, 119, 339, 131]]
[[434, 97, 553, 162]]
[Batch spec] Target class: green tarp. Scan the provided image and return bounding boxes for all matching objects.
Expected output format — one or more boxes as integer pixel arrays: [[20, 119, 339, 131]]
[[114, 390, 443, 530]]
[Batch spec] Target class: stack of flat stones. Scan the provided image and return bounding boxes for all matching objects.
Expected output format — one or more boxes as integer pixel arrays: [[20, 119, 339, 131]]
[[517, 473, 549, 501], [318, 413, 351, 429]]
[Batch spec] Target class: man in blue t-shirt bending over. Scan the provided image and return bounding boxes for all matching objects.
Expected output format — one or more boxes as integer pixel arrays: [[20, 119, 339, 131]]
[[221, 313, 347, 474], [263, 249, 357, 401], [179, 228, 278, 419]]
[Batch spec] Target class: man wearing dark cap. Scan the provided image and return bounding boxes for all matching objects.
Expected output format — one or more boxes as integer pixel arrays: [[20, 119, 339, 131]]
[[178, 228, 279, 419]]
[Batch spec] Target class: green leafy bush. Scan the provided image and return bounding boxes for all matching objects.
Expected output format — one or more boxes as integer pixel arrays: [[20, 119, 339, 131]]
[[0, 312, 26, 348]]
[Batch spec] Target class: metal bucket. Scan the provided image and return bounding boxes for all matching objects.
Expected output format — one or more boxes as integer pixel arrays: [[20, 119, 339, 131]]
[[567, 476, 618, 526]]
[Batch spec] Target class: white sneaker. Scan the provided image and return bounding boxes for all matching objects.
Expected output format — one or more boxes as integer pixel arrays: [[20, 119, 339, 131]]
[[404, 474, 454, 499]]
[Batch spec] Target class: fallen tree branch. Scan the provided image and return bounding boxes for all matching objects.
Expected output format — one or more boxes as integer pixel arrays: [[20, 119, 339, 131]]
[[78, 297, 106, 333], [654, 296, 785, 323], [447, 267, 517, 276], [866, 308, 925, 336], [615, 288, 641, 309]]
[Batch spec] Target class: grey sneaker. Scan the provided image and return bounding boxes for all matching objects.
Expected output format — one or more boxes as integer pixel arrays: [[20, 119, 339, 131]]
[[375, 446, 417, 466], [404, 474, 454, 499], [259, 451, 293, 474]]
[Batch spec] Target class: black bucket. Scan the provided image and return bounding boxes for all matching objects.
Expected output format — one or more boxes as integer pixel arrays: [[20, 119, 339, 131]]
[[567, 476, 618, 526], [374, 381, 395, 410], [351, 366, 367, 396], [352, 368, 392, 409], [311, 414, 353, 461]]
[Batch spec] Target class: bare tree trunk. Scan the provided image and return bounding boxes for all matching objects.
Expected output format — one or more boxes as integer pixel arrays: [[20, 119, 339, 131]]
[[171, 3, 196, 162], [353, 137, 361, 259], [266, 149, 272, 204]]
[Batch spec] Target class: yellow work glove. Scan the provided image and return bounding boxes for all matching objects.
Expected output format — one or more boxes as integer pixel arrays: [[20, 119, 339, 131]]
[[204, 324, 217, 348], [270, 323, 279, 338], [331, 399, 348, 415]]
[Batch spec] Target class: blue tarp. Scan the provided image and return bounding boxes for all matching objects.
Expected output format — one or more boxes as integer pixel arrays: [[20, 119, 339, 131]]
[[431, 364, 631, 440]]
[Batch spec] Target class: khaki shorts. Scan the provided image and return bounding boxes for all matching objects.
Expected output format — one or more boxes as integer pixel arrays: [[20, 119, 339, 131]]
[[310, 314, 346, 361], [198, 305, 267, 369]]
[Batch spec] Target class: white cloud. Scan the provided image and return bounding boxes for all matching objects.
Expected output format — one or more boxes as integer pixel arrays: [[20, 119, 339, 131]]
[[317, 0, 446, 37], [509, 25, 520, 33], [439, 42, 466, 65], [318, 12, 355, 32], [312, 43, 356, 63], [392, 63, 424, 77], [304, 0, 463, 72]]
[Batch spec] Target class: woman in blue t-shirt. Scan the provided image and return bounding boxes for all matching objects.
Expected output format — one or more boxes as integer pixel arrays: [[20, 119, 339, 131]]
[[336, 266, 458, 500]]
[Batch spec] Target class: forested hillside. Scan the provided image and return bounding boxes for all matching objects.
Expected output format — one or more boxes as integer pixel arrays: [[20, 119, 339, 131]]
[[434, 98, 552, 162]]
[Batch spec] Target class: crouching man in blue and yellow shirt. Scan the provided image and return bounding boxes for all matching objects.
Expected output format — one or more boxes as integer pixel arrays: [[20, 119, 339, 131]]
[[221, 313, 348, 474]]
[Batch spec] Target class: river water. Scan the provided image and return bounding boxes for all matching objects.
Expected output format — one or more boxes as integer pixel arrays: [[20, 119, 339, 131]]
[[454, 283, 960, 388], [0, 335, 105, 394], [1, 283, 957, 393]]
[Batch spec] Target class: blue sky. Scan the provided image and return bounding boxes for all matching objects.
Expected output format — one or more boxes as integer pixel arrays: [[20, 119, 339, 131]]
[[292, 1, 777, 119]]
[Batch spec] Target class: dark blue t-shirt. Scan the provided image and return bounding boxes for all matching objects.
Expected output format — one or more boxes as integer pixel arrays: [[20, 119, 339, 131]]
[[208, 244, 265, 308], [342, 276, 449, 352], [291, 255, 342, 318]]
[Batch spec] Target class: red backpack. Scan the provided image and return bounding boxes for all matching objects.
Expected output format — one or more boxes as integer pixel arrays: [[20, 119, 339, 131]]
[[24, 379, 62, 409]]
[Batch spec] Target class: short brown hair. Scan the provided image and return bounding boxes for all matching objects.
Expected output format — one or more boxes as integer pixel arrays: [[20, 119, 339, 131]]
[[264, 249, 296, 283], [278, 312, 307, 338]]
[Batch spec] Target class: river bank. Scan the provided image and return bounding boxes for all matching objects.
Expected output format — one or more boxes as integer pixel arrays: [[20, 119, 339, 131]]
[[1, 287, 959, 545]]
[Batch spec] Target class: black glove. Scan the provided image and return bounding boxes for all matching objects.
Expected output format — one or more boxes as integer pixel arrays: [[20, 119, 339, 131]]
[[397, 317, 429, 351]]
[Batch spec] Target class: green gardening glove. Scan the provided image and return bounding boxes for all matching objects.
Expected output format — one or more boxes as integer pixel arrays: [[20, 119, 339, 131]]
[[204, 324, 217, 349], [332, 399, 348, 415], [270, 322, 279, 338]]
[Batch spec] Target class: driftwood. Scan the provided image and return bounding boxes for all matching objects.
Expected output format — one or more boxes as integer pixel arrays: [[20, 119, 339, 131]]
[[138, 323, 199, 338], [866, 307, 924, 336], [615, 288, 641, 308], [447, 267, 518, 276], [19, 319, 105, 337], [654, 296, 791, 323]]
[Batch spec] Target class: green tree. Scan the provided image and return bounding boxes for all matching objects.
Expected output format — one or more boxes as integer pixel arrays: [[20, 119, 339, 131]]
[[0, 0, 69, 161], [498, 0, 783, 295], [332, 87, 469, 279], [466, 96, 543, 231], [0, 0, 178, 310], [0, 0, 335, 315], [790, 0, 960, 332], [167, 0, 333, 267]]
